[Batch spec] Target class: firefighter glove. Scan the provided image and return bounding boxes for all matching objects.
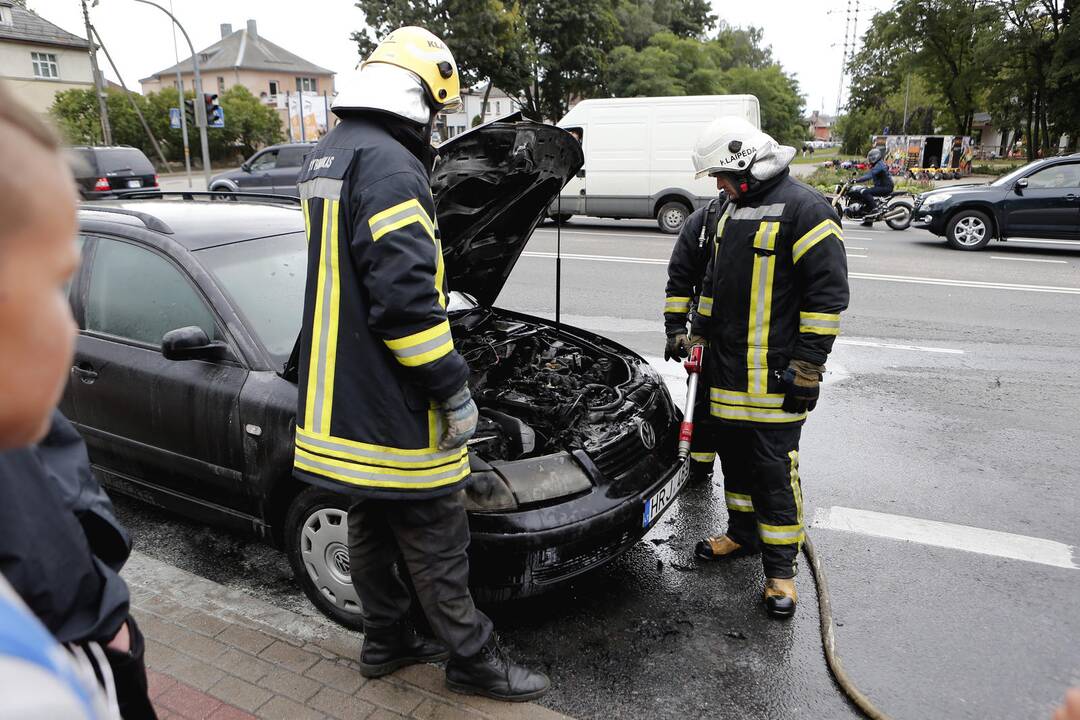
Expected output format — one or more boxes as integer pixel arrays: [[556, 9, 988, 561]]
[[437, 384, 478, 450], [664, 332, 689, 362], [780, 359, 825, 414], [688, 334, 708, 349]]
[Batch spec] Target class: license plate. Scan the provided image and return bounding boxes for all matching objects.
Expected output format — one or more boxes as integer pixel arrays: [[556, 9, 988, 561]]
[[642, 459, 690, 529], [127, 179, 142, 188]]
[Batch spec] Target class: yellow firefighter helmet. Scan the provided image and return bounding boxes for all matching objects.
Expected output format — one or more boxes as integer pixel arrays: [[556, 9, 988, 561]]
[[362, 27, 461, 112]]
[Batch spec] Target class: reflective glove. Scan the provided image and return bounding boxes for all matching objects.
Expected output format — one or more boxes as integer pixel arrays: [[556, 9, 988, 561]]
[[779, 359, 825, 414], [437, 384, 478, 450], [664, 332, 689, 362]]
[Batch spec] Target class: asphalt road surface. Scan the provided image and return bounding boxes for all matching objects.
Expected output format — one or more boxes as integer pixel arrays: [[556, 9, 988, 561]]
[[115, 217, 1080, 720]]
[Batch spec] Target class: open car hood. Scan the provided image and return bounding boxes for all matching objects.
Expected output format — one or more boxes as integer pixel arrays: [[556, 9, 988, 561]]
[[432, 114, 584, 306]]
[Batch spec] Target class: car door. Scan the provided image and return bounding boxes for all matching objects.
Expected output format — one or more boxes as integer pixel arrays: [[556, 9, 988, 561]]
[[70, 234, 249, 511], [270, 145, 309, 195], [1003, 162, 1080, 239], [237, 149, 278, 192]]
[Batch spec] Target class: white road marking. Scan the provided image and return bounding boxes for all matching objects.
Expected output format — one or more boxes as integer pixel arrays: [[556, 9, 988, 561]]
[[845, 246, 867, 250], [811, 506, 1078, 570], [846, 253, 868, 258], [990, 256, 1068, 264], [836, 338, 963, 354], [523, 250, 869, 264], [534, 228, 669, 241], [850, 271, 1080, 295]]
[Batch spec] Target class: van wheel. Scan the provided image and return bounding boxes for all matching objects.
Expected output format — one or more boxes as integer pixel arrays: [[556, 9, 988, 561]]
[[657, 201, 690, 234], [285, 487, 365, 630], [551, 214, 572, 224]]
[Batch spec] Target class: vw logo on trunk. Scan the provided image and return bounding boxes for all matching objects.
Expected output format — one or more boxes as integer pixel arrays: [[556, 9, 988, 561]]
[[638, 421, 656, 450]]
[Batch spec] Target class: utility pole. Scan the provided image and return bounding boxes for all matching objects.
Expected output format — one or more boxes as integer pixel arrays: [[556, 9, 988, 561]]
[[81, 0, 112, 145], [902, 73, 911, 135], [170, 0, 191, 186]]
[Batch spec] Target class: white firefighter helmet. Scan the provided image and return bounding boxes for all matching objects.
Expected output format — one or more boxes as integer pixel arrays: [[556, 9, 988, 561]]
[[691, 116, 796, 181]]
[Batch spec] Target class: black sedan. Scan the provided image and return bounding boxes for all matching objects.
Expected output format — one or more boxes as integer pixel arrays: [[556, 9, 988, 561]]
[[67, 118, 688, 629], [913, 154, 1080, 250]]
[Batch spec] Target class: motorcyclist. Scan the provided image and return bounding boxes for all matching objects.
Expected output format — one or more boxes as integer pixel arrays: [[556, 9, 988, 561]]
[[852, 147, 893, 224]]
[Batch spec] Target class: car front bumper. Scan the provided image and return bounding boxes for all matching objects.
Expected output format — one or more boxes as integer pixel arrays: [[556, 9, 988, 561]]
[[467, 452, 689, 601], [911, 203, 947, 235]]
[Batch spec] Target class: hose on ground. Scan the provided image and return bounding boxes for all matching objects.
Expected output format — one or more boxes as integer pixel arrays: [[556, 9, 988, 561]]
[[803, 533, 894, 720]]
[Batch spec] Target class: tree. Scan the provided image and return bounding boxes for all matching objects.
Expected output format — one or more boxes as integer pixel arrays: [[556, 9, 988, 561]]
[[210, 85, 285, 160], [1047, 0, 1080, 149]]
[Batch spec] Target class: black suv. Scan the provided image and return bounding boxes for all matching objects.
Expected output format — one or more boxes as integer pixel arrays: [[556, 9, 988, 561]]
[[69, 146, 159, 199], [208, 142, 314, 196], [914, 154, 1080, 250]]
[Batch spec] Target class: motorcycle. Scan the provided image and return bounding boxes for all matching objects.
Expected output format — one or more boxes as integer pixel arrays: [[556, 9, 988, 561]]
[[831, 178, 914, 230]]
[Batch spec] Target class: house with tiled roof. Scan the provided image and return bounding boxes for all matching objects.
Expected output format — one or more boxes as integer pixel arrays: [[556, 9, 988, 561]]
[[0, 0, 95, 114], [140, 19, 335, 134]]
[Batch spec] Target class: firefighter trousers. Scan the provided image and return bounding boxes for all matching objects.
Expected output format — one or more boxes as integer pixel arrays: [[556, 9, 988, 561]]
[[688, 381, 717, 479], [347, 491, 493, 658], [715, 424, 804, 579]]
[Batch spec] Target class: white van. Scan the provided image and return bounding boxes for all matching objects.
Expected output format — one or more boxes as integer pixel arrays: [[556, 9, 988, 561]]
[[553, 95, 761, 233]]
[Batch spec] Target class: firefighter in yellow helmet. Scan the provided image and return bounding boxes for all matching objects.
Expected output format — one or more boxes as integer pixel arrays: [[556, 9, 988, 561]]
[[294, 27, 549, 700]]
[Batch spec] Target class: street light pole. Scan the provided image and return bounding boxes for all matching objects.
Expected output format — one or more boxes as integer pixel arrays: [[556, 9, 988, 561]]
[[169, 0, 192, 187], [81, 0, 112, 145], [133, 0, 211, 185]]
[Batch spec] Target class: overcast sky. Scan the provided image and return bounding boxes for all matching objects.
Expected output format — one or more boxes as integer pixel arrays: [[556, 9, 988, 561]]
[[38, 0, 893, 116]]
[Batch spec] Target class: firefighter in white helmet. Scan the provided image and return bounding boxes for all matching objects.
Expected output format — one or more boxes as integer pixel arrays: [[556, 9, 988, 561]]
[[687, 116, 849, 618], [295, 27, 548, 699]]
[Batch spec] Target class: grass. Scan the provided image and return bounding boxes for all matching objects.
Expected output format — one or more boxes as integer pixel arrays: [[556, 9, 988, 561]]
[[804, 166, 935, 194], [791, 146, 859, 165]]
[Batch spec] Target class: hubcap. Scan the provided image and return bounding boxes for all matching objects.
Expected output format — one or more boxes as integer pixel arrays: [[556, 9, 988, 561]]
[[664, 208, 685, 229], [954, 216, 987, 246], [300, 507, 363, 615]]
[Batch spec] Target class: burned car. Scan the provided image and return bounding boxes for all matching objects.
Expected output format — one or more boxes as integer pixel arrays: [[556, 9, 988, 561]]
[[66, 118, 688, 628]]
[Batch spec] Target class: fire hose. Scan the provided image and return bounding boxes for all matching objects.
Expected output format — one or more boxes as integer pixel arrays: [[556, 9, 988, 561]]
[[676, 345, 894, 720]]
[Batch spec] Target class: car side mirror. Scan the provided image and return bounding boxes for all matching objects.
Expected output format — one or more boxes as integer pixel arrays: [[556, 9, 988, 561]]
[[241, 162, 252, 173], [576, 168, 586, 179], [162, 326, 229, 362], [1015, 178, 1028, 193]]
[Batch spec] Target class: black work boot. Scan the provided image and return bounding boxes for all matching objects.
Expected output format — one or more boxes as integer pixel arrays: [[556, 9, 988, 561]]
[[358, 620, 449, 678], [445, 635, 550, 702]]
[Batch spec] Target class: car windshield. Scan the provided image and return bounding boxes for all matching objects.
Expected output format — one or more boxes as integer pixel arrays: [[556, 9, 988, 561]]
[[197, 232, 475, 368], [991, 161, 1042, 187]]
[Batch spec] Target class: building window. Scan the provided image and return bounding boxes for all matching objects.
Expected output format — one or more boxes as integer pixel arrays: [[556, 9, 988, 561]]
[[0, 6, 13, 25], [268, 80, 279, 96], [217, 76, 225, 93], [296, 77, 317, 92], [31, 52, 59, 79]]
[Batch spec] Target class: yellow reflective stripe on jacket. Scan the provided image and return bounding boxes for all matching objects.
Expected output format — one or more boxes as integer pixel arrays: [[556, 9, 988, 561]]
[[792, 219, 842, 264], [745, 221, 779, 396], [799, 311, 841, 336], [710, 400, 806, 424], [368, 198, 435, 242], [690, 451, 715, 463], [665, 296, 691, 314], [726, 491, 754, 513], [758, 521, 804, 545], [304, 199, 341, 435], [383, 319, 455, 368], [294, 448, 470, 490], [710, 388, 786, 408], [697, 295, 714, 317], [296, 425, 465, 469]]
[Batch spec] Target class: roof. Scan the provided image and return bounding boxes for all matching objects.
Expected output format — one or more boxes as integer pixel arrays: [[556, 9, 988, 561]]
[[79, 198, 304, 250], [140, 26, 332, 82], [0, 3, 89, 49]]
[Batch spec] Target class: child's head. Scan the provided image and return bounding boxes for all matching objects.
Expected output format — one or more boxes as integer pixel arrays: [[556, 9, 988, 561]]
[[0, 84, 79, 448]]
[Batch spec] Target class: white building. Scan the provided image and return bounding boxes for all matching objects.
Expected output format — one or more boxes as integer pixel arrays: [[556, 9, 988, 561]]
[[438, 85, 520, 139], [0, 0, 94, 115]]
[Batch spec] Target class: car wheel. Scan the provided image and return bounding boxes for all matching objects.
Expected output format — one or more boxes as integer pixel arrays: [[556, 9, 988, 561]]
[[285, 487, 365, 630], [945, 210, 993, 250], [885, 201, 913, 230], [210, 185, 233, 194], [550, 214, 573, 225], [657, 201, 690, 234]]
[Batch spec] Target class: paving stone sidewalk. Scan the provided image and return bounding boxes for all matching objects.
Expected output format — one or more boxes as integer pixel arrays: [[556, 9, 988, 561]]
[[122, 551, 569, 720]]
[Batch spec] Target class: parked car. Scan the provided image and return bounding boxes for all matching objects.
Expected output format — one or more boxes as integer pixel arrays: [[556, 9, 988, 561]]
[[208, 142, 315, 196], [69, 118, 688, 629], [914, 154, 1080, 250], [69, 146, 159, 199]]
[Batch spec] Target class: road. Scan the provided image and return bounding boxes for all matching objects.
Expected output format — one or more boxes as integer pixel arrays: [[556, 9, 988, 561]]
[[115, 218, 1080, 720]]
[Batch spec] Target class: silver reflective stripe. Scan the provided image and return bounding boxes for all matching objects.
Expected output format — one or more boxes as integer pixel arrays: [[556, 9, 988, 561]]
[[712, 391, 785, 407], [730, 203, 786, 220], [749, 254, 771, 390], [298, 177, 343, 201], [801, 317, 840, 329], [759, 525, 804, 542], [296, 451, 467, 486], [309, 202, 336, 434], [369, 203, 433, 240], [711, 404, 806, 422], [297, 432, 462, 467], [726, 492, 754, 511], [389, 327, 453, 362]]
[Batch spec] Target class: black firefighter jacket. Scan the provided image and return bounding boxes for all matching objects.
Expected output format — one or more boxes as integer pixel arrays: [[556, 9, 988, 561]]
[[293, 116, 471, 499], [692, 170, 850, 426], [664, 197, 727, 334]]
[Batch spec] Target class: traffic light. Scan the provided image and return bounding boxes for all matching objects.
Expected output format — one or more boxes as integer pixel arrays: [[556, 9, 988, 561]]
[[204, 93, 224, 128], [184, 98, 195, 128]]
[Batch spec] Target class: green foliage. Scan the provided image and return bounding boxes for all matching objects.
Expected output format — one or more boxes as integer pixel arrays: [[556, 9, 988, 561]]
[[804, 166, 934, 193]]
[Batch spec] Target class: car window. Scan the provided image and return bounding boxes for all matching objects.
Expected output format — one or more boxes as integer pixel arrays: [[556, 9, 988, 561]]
[[250, 150, 278, 171], [95, 148, 154, 175], [277, 146, 310, 168], [85, 238, 220, 347], [1025, 163, 1080, 189], [197, 232, 305, 366]]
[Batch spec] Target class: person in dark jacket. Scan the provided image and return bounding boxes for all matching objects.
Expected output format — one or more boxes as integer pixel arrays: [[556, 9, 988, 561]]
[[853, 147, 894, 219], [294, 26, 548, 701], [664, 195, 728, 483], [687, 116, 850, 618]]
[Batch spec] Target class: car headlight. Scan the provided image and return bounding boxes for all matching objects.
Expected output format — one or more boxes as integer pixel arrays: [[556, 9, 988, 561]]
[[921, 193, 952, 207], [463, 469, 518, 512]]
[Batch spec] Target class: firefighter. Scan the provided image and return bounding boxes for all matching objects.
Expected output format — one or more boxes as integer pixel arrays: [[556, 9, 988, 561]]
[[688, 117, 849, 618], [664, 193, 728, 483], [293, 27, 549, 700]]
